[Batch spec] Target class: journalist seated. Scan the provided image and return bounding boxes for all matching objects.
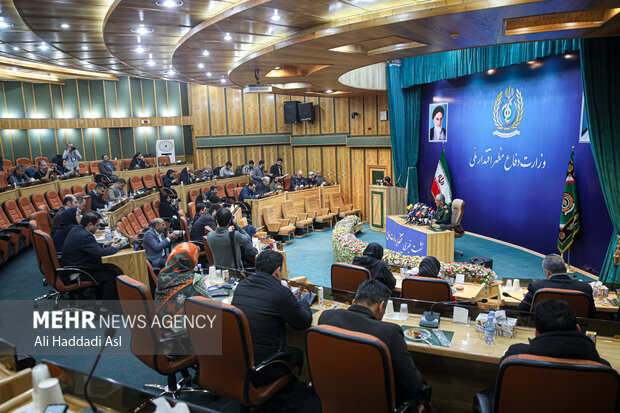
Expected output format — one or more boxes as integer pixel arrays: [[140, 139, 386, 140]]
[[501, 299, 609, 366], [417, 256, 440, 278], [107, 179, 126, 203], [238, 181, 258, 203], [190, 203, 219, 242], [206, 208, 251, 270], [33, 160, 53, 181], [319, 279, 430, 406], [144, 218, 180, 270], [100, 154, 119, 182], [231, 250, 313, 386], [352, 242, 396, 290], [517, 254, 595, 317], [8, 164, 33, 186], [89, 183, 108, 210]]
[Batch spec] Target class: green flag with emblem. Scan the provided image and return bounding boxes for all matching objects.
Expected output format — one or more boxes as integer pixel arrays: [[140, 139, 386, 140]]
[[558, 150, 579, 253]]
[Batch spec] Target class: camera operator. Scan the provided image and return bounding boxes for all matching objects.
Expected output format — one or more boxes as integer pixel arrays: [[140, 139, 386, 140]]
[[159, 193, 182, 230], [32, 160, 53, 181], [62, 143, 82, 172], [206, 208, 251, 270]]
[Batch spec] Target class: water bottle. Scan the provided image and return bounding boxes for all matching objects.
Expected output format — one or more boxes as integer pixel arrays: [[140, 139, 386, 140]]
[[197, 263, 203, 277], [104, 227, 113, 243], [484, 311, 496, 345]]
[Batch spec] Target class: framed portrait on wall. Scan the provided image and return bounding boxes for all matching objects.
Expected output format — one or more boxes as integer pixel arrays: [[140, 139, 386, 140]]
[[429, 103, 448, 143]]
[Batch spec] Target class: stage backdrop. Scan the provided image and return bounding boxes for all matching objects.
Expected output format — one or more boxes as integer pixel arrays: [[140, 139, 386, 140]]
[[417, 54, 611, 274]]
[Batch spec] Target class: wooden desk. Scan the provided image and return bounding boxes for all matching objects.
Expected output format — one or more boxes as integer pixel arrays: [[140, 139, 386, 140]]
[[319, 184, 340, 209], [116, 167, 158, 181], [394, 276, 487, 301], [56, 175, 94, 191], [369, 185, 407, 231], [499, 285, 619, 313], [158, 163, 193, 173], [102, 249, 148, 286], [387, 215, 454, 262], [18, 181, 57, 198], [249, 192, 287, 228], [0, 189, 18, 205], [107, 200, 133, 227], [285, 187, 320, 213]]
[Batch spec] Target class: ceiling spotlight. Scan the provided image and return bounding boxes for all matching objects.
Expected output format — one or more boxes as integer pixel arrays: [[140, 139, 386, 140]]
[[130, 46, 149, 53], [81, 45, 89, 50], [220, 77, 226, 83], [325, 90, 333, 93], [61, 23, 70, 29], [147, 60, 155, 66], [109, 58, 115, 63], [274, 66, 280, 70], [198, 63, 204, 68], [224, 33, 232, 41], [202, 50, 209, 56], [12, 46, 19, 51], [527, 60, 537, 64], [82, 61, 92, 67], [271, 10, 280, 21], [131, 24, 154, 34], [37, 42, 50, 50], [57, 62, 66, 66], [564, 54, 574, 59], [206, 72, 211, 77], [9, 67, 18, 72], [450, 31, 459, 39], [487, 69, 495, 75], [167, 69, 176, 76], [0, 18, 13, 29], [156, 0, 183, 8]]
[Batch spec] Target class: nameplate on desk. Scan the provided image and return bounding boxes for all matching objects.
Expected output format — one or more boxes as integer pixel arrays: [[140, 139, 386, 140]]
[[386, 217, 428, 256]]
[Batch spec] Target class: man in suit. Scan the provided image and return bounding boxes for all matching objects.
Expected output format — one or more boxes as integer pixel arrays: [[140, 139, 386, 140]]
[[231, 250, 313, 386], [99, 154, 119, 182], [143, 218, 179, 269], [257, 176, 272, 195], [502, 299, 609, 365], [270, 157, 283, 177], [61, 211, 120, 300], [238, 181, 258, 203], [206, 208, 251, 269], [319, 279, 429, 406], [51, 194, 77, 235], [32, 160, 52, 181], [517, 254, 595, 317], [107, 179, 126, 203], [251, 160, 266, 184], [290, 170, 307, 188], [190, 203, 217, 242], [8, 164, 33, 186], [88, 183, 108, 210]]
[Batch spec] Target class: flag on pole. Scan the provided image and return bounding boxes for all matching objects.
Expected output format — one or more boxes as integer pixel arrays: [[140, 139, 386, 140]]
[[558, 150, 580, 253], [431, 148, 453, 203]]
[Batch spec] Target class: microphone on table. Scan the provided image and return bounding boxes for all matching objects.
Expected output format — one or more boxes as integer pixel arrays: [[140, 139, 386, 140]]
[[502, 292, 524, 302], [82, 327, 116, 413], [420, 298, 488, 329]]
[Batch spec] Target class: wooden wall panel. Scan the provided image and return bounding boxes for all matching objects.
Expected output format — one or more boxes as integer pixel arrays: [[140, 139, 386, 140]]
[[335, 98, 349, 134], [377, 94, 390, 135], [191, 85, 210, 136], [243, 93, 260, 135], [229, 147, 246, 168], [226, 89, 243, 135], [364, 95, 377, 136], [212, 147, 229, 168], [321, 146, 337, 184], [262, 145, 279, 172], [275, 94, 291, 134], [336, 146, 351, 205], [246, 146, 262, 165], [260, 94, 276, 134], [307, 146, 322, 175], [378, 148, 394, 182], [319, 97, 335, 134], [292, 147, 307, 174], [349, 96, 364, 136], [350, 148, 365, 216], [209, 86, 227, 136], [278, 145, 293, 176], [195, 149, 212, 168], [306, 97, 320, 135], [364, 149, 378, 218]]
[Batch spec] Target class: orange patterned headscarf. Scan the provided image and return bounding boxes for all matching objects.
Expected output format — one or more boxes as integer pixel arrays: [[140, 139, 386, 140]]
[[155, 242, 201, 316], [163, 242, 200, 271]]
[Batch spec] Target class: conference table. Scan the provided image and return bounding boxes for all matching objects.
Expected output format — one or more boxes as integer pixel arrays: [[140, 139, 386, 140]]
[[0, 175, 95, 206], [55, 175, 93, 191], [116, 166, 158, 181], [106, 191, 159, 227], [102, 249, 149, 287]]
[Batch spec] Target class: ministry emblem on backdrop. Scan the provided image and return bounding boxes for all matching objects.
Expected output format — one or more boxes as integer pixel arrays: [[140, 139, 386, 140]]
[[493, 86, 523, 138]]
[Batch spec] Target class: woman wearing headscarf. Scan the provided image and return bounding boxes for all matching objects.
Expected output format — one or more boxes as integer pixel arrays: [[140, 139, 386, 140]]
[[162, 169, 178, 187], [158, 193, 181, 230], [52, 207, 80, 251], [417, 256, 441, 278], [154, 242, 210, 331], [352, 242, 396, 290]]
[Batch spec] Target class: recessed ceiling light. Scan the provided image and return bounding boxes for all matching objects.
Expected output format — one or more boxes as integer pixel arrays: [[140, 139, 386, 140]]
[[131, 24, 154, 34], [156, 0, 183, 8], [81, 45, 89, 50], [224, 33, 232, 41], [0, 18, 13, 29], [12, 46, 19, 51], [274, 66, 280, 70], [527, 60, 537, 64], [147, 60, 155, 66], [198, 63, 204, 68], [109, 58, 115, 63], [325, 90, 333, 93], [37, 42, 50, 51], [82, 61, 92, 67], [130, 46, 149, 53], [61, 23, 70, 29], [57, 62, 66, 66], [9, 67, 18, 72], [271, 10, 280, 22], [206, 72, 211, 77], [564, 54, 574, 59], [202, 50, 209, 56], [167, 69, 176, 76], [487, 69, 495, 75], [220, 77, 226, 83]]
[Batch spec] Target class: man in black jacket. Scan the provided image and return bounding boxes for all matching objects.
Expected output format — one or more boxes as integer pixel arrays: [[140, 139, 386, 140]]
[[319, 279, 429, 406], [518, 254, 595, 317], [269, 157, 283, 177], [502, 299, 609, 365], [99, 154, 119, 182], [88, 183, 108, 210], [231, 250, 313, 385], [61, 211, 120, 300], [190, 203, 217, 241]]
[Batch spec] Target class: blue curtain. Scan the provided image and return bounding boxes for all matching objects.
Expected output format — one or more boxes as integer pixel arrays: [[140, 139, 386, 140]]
[[401, 39, 580, 87], [387, 63, 420, 204], [580, 37, 620, 284]]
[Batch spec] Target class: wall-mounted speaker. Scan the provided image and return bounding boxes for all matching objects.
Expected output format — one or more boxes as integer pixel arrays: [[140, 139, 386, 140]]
[[284, 101, 300, 124], [299, 102, 315, 122]]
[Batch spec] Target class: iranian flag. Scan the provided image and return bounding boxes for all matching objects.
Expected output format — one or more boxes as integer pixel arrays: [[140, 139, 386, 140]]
[[431, 148, 453, 203]]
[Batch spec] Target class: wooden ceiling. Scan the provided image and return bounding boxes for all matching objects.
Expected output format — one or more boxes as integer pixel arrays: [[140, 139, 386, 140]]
[[0, 0, 618, 94]]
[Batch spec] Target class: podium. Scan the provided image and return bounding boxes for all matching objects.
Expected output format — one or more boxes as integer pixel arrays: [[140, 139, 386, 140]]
[[369, 185, 407, 232], [386, 216, 454, 262]]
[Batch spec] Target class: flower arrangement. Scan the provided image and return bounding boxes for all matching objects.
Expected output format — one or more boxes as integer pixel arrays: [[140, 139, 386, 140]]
[[332, 215, 497, 285]]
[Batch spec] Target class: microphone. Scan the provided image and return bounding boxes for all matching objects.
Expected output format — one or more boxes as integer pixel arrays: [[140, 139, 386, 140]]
[[82, 327, 116, 413], [502, 292, 523, 302], [420, 298, 488, 328]]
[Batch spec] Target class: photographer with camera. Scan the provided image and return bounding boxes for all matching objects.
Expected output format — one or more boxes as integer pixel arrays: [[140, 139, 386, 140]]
[[33, 160, 53, 181], [206, 208, 251, 270], [62, 143, 82, 172]]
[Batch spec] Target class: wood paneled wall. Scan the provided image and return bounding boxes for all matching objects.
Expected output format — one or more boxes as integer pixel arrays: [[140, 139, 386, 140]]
[[191, 84, 393, 219]]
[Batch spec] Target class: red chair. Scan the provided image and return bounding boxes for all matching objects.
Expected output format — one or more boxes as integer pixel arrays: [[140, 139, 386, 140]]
[[532, 288, 592, 318], [330, 263, 370, 293], [126, 213, 143, 234], [31, 193, 50, 212], [16, 158, 31, 167], [78, 162, 88, 174], [3, 199, 31, 245], [188, 202, 197, 222], [238, 181, 247, 187], [155, 172, 165, 187], [0, 208, 25, 254], [45, 190, 63, 210], [58, 187, 72, 200], [112, 160, 120, 171], [89, 162, 100, 175], [201, 236, 214, 266], [151, 200, 161, 217], [215, 185, 225, 200], [473, 354, 619, 413], [189, 189, 200, 203], [200, 186, 210, 194], [121, 159, 132, 170], [157, 156, 170, 165], [142, 203, 157, 222], [233, 187, 243, 203], [133, 207, 149, 229], [2, 159, 11, 170], [225, 182, 237, 201], [72, 185, 85, 195], [0, 172, 8, 188], [29, 211, 52, 235], [17, 196, 37, 218], [34, 156, 48, 165], [86, 182, 97, 194], [142, 175, 157, 189], [401, 277, 453, 302], [145, 158, 155, 167], [130, 176, 145, 191], [120, 217, 137, 238]]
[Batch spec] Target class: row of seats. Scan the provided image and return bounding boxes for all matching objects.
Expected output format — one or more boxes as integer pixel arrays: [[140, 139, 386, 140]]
[[2, 155, 173, 174]]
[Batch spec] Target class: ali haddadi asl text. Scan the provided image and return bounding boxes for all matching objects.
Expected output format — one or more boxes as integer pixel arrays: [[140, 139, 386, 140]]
[[34, 335, 121, 348]]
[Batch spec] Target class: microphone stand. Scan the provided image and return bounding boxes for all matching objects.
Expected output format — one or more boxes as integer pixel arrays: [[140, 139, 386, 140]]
[[420, 298, 488, 328], [82, 327, 116, 413]]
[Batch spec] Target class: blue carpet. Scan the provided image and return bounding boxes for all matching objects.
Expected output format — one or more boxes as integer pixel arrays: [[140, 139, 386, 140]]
[[283, 225, 593, 286]]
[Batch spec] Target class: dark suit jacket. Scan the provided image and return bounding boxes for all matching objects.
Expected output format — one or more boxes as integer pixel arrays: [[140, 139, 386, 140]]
[[143, 227, 172, 265], [60, 225, 117, 268], [99, 160, 117, 177], [88, 190, 107, 210], [190, 212, 215, 242], [318, 305, 427, 405], [269, 163, 282, 177], [517, 274, 595, 317], [231, 272, 312, 363]]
